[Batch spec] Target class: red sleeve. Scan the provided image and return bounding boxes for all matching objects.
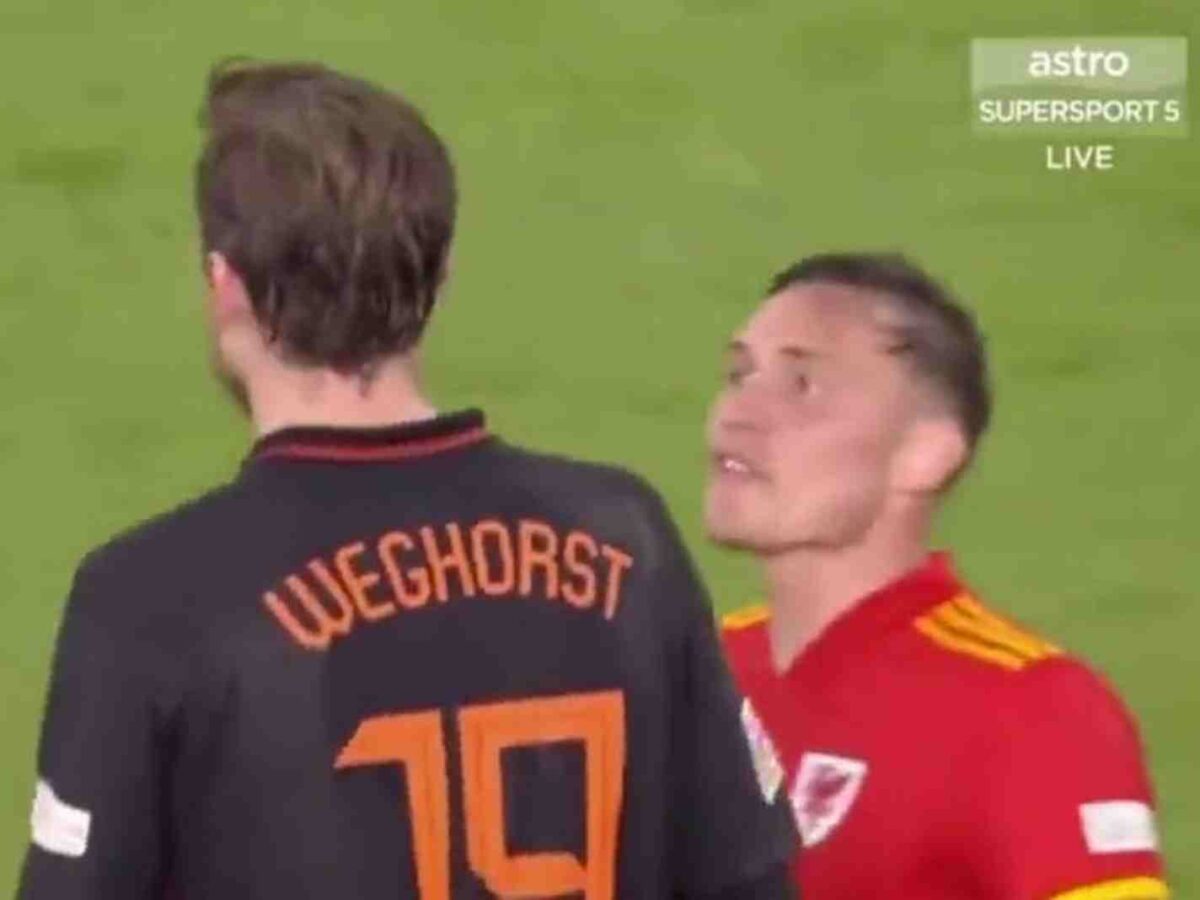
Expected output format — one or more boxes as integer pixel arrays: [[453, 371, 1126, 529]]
[[967, 658, 1168, 899]]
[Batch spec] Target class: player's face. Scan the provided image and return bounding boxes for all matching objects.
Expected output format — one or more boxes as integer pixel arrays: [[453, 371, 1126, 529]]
[[705, 284, 921, 554]]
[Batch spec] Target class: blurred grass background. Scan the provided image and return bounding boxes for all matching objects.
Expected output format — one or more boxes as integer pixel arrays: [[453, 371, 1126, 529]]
[[0, 0, 1195, 891]]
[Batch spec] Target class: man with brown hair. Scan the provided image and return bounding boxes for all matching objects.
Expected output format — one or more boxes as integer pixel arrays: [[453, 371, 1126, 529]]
[[17, 61, 796, 900], [713, 253, 1168, 898]]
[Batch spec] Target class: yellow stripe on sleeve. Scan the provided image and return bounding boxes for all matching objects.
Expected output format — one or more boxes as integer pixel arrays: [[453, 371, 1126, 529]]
[[952, 593, 1062, 658], [913, 614, 1028, 671], [1048, 876, 1169, 900], [934, 601, 1045, 662]]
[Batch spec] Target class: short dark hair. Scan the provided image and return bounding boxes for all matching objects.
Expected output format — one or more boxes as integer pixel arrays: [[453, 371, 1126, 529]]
[[769, 252, 992, 452], [195, 60, 457, 372]]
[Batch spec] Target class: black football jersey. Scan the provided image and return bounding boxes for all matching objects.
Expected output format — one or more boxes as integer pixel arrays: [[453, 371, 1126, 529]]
[[17, 411, 796, 899]]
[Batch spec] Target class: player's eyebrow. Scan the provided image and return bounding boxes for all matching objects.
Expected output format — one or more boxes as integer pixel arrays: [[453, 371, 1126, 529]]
[[727, 341, 821, 358], [778, 345, 822, 360]]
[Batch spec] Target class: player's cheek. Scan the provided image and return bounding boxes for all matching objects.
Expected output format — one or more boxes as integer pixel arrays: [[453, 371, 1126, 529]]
[[781, 468, 851, 544], [750, 477, 792, 547]]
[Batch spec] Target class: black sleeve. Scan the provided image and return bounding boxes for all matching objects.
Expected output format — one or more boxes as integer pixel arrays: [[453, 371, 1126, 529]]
[[652, 501, 798, 897], [17, 555, 171, 900], [687, 863, 798, 900]]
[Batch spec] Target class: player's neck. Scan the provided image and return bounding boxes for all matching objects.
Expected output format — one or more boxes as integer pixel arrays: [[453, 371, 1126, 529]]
[[763, 523, 929, 673], [245, 354, 438, 438]]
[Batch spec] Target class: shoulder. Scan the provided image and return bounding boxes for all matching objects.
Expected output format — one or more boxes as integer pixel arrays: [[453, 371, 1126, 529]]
[[85, 481, 246, 572], [909, 591, 1063, 674], [905, 593, 1144, 744], [75, 481, 248, 613], [721, 604, 770, 640], [1001, 655, 1146, 750], [489, 442, 684, 553], [489, 442, 665, 507], [55, 487, 247, 706], [720, 605, 771, 674]]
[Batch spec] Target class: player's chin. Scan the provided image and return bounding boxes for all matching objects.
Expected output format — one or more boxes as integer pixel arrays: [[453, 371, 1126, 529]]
[[706, 528, 766, 551], [703, 502, 771, 552]]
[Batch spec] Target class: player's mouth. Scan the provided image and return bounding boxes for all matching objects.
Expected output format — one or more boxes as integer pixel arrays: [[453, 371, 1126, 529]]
[[711, 452, 762, 480]]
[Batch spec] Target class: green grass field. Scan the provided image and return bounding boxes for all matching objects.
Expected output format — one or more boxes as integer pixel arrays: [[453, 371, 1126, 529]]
[[1, 0, 1196, 892]]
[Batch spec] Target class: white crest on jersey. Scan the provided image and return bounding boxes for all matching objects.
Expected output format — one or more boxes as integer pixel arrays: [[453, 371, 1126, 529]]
[[31, 779, 91, 858], [790, 752, 868, 848], [740, 698, 784, 804], [1080, 800, 1160, 854]]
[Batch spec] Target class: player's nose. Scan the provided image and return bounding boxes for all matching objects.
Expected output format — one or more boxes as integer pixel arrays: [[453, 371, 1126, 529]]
[[709, 404, 768, 461], [713, 380, 773, 436]]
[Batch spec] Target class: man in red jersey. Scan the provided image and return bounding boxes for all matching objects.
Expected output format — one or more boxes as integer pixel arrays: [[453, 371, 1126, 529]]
[[710, 252, 1168, 899]]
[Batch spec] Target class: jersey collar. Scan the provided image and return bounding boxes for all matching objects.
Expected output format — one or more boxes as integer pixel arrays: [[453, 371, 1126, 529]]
[[788, 552, 964, 682], [247, 409, 490, 464]]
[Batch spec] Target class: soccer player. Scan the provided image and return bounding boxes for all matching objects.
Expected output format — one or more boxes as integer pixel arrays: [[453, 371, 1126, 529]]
[[711, 253, 1168, 899], [17, 61, 797, 900]]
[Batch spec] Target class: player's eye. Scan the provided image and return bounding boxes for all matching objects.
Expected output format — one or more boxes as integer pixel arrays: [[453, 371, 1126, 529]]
[[789, 368, 814, 395], [724, 363, 752, 386]]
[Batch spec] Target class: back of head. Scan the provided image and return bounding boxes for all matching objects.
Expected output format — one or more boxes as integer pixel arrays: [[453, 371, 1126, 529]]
[[195, 60, 457, 373]]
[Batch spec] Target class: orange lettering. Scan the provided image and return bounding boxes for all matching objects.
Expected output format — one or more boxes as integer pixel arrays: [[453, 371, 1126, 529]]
[[262, 571, 354, 651], [335, 542, 396, 622], [562, 531, 599, 610], [599, 546, 633, 621], [378, 531, 432, 610], [471, 520, 516, 596], [421, 523, 478, 602], [518, 520, 560, 600], [307, 559, 355, 616]]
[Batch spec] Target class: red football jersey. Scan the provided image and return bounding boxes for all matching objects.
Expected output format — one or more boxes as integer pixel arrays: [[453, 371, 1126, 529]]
[[722, 554, 1168, 900]]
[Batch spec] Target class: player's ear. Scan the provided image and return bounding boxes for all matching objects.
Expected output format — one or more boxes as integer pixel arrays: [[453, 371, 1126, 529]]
[[205, 252, 253, 322], [893, 415, 968, 495]]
